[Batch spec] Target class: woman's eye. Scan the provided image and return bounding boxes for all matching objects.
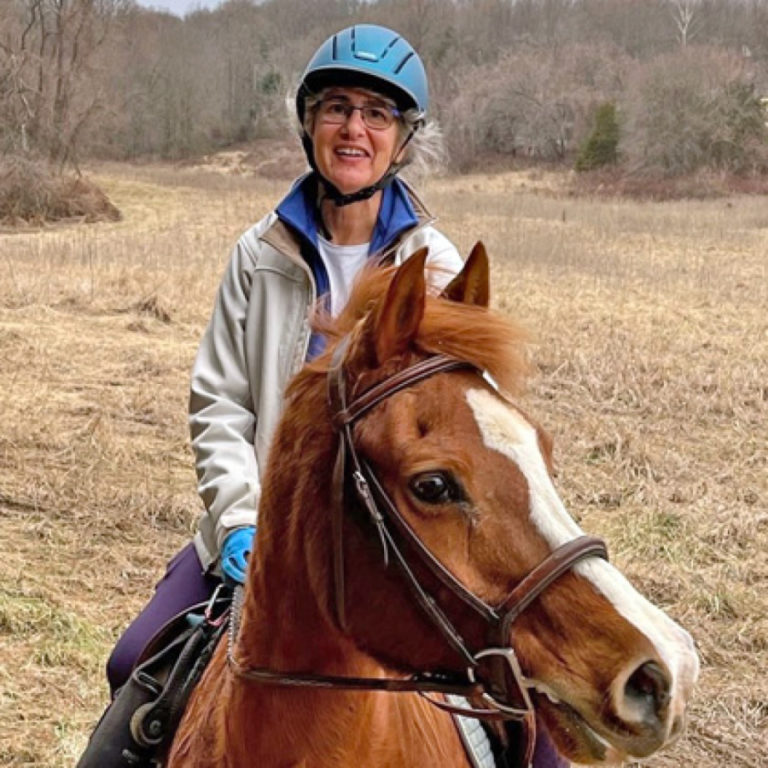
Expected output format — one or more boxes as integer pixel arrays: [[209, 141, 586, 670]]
[[409, 472, 462, 504]]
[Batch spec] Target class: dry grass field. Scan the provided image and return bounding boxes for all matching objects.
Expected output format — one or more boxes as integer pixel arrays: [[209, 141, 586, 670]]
[[0, 161, 766, 766]]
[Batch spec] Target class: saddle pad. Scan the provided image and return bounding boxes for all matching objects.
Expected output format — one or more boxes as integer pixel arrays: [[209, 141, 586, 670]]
[[446, 695, 497, 768]]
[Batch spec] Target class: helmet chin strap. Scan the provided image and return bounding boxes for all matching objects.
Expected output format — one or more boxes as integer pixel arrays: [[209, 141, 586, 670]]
[[302, 130, 416, 210]]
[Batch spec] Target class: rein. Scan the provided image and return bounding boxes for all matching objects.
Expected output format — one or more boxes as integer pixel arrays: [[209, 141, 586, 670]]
[[227, 583, 482, 699], [227, 339, 608, 764]]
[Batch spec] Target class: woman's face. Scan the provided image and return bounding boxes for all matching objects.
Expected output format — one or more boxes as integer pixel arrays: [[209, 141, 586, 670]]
[[310, 86, 404, 195]]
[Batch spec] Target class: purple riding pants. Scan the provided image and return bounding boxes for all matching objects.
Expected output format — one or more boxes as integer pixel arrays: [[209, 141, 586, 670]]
[[106, 542, 218, 694], [105, 544, 566, 768]]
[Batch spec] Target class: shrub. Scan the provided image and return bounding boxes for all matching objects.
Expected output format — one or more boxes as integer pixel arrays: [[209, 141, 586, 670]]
[[442, 43, 629, 170], [575, 102, 620, 171], [0, 156, 121, 225], [621, 48, 768, 176]]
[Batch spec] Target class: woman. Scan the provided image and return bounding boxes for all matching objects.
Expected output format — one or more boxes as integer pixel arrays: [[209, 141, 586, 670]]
[[107, 22, 462, 695], [97, 23, 565, 768]]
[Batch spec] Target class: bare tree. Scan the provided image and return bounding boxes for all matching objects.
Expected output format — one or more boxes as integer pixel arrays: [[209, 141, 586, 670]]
[[443, 40, 629, 168], [622, 46, 768, 174], [0, 0, 127, 169], [0, 1, 41, 154], [670, 0, 702, 47]]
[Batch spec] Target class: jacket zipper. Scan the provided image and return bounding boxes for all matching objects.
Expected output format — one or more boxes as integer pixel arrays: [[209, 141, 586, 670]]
[[260, 208, 438, 374]]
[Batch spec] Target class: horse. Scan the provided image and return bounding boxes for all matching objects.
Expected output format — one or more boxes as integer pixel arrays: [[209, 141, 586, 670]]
[[168, 244, 699, 767]]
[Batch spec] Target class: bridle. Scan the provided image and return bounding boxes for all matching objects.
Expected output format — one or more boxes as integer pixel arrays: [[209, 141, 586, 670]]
[[228, 338, 608, 766]]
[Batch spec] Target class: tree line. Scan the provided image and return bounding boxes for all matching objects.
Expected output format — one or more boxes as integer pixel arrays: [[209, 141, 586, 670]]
[[2, 0, 768, 176]]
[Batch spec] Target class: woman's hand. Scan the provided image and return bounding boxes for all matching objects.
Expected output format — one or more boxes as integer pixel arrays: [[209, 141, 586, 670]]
[[221, 526, 256, 585]]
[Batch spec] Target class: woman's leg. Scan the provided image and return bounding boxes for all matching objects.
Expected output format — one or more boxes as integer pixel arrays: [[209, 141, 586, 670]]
[[106, 542, 218, 694], [533, 718, 569, 768]]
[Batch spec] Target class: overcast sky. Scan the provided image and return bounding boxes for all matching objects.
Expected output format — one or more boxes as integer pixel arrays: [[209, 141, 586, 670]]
[[135, 0, 223, 16]]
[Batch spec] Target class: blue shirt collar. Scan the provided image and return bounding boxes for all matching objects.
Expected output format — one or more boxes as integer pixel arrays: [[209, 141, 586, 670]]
[[275, 173, 419, 256]]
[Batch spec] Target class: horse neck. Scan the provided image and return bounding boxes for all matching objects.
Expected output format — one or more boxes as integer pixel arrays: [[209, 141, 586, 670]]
[[229, 580, 468, 767], [236, 373, 372, 674], [211, 374, 469, 767], [236, 554, 369, 676]]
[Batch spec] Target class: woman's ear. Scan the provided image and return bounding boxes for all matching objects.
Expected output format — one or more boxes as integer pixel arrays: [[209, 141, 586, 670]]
[[393, 138, 409, 165]]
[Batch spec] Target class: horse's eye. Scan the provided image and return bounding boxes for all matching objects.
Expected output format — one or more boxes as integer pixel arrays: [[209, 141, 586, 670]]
[[409, 472, 462, 504]]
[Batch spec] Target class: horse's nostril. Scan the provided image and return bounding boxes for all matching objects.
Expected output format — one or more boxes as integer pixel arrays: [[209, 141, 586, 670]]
[[624, 661, 672, 722]]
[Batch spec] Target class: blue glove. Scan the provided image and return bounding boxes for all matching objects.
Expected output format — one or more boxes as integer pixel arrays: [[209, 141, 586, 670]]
[[220, 526, 256, 585]]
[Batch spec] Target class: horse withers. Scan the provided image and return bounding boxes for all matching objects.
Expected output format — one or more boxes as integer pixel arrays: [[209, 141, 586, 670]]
[[168, 244, 699, 767]]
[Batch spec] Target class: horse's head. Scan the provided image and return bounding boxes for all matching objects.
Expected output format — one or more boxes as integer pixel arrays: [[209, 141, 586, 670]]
[[277, 245, 698, 764]]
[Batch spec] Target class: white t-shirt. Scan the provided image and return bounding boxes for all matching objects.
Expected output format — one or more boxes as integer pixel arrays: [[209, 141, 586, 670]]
[[316, 231, 463, 317], [317, 235, 371, 317]]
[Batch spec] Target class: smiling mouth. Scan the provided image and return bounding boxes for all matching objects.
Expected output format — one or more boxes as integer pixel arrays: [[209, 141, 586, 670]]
[[335, 147, 368, 158]]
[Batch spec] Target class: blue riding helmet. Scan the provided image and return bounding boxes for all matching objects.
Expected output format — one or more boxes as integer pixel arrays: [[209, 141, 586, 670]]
[[296, 24, 429, 206], [297, 24, 428, 127]]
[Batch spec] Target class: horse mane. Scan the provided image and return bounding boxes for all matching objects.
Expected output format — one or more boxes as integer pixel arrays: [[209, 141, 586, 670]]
[[298, 261, 532, 397]]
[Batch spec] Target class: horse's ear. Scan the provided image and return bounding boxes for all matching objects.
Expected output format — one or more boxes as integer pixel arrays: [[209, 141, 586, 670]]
[[371, 247, 428, 365], [440, 241, 490, 307]]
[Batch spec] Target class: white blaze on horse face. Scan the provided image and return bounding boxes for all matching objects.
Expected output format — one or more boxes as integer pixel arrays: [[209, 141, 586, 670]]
[[465, 387, 699, 724]]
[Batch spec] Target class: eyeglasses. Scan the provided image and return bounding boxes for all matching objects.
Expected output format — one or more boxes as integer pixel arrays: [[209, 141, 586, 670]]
[[316, 97, 401, 130]]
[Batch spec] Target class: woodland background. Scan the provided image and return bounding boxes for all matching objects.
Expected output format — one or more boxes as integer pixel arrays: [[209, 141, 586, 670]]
[[3, 0, 768, 177]]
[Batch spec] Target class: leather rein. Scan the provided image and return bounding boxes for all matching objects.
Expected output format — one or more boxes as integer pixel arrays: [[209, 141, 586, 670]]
[[228, 338, 608, 762]]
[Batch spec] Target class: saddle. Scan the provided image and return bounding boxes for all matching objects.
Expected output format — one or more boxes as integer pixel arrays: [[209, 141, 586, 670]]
[[76, 588, 231, 768], [76, 586, 530, 768]]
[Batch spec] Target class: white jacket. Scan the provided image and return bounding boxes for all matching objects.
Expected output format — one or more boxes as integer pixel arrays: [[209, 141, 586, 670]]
[[189, 179, 462, 570]]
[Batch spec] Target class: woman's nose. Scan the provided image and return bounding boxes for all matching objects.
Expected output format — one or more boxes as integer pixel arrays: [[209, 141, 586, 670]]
[[341, 107, 367, 134]]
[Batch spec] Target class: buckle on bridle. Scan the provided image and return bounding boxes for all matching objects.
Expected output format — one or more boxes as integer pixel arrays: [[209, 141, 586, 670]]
[[352, 469, 373, 504], [468, 647, 534, 719], [352, 468, 390, 567]]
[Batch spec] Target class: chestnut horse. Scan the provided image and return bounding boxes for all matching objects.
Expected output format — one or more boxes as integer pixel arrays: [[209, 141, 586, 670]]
[[169, 245, 698, 767]]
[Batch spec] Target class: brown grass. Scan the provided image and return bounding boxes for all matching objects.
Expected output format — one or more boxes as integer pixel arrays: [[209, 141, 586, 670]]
[[571, 166, 768, 201], [0, 162, 766, 766], [0, 157, 121, 227]]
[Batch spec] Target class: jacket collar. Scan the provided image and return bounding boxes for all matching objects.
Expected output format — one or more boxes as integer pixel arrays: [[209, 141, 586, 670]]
[[274, 173, 427, 256]]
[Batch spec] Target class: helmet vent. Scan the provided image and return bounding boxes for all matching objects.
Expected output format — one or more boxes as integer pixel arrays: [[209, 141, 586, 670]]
[[394, 51, 414, 75], [297, 24, 429, 124], [380, 37, 401, 59]]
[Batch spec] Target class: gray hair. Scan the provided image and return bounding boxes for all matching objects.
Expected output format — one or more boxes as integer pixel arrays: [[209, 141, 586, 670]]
[[289, 86, 445, 180]]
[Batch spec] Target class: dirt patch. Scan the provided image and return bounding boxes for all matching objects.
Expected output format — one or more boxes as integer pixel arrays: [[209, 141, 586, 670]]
[[178, 138, 308, 181]]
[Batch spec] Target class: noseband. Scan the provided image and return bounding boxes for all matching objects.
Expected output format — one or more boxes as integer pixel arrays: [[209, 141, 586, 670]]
[[228, 338, 608, 766]]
